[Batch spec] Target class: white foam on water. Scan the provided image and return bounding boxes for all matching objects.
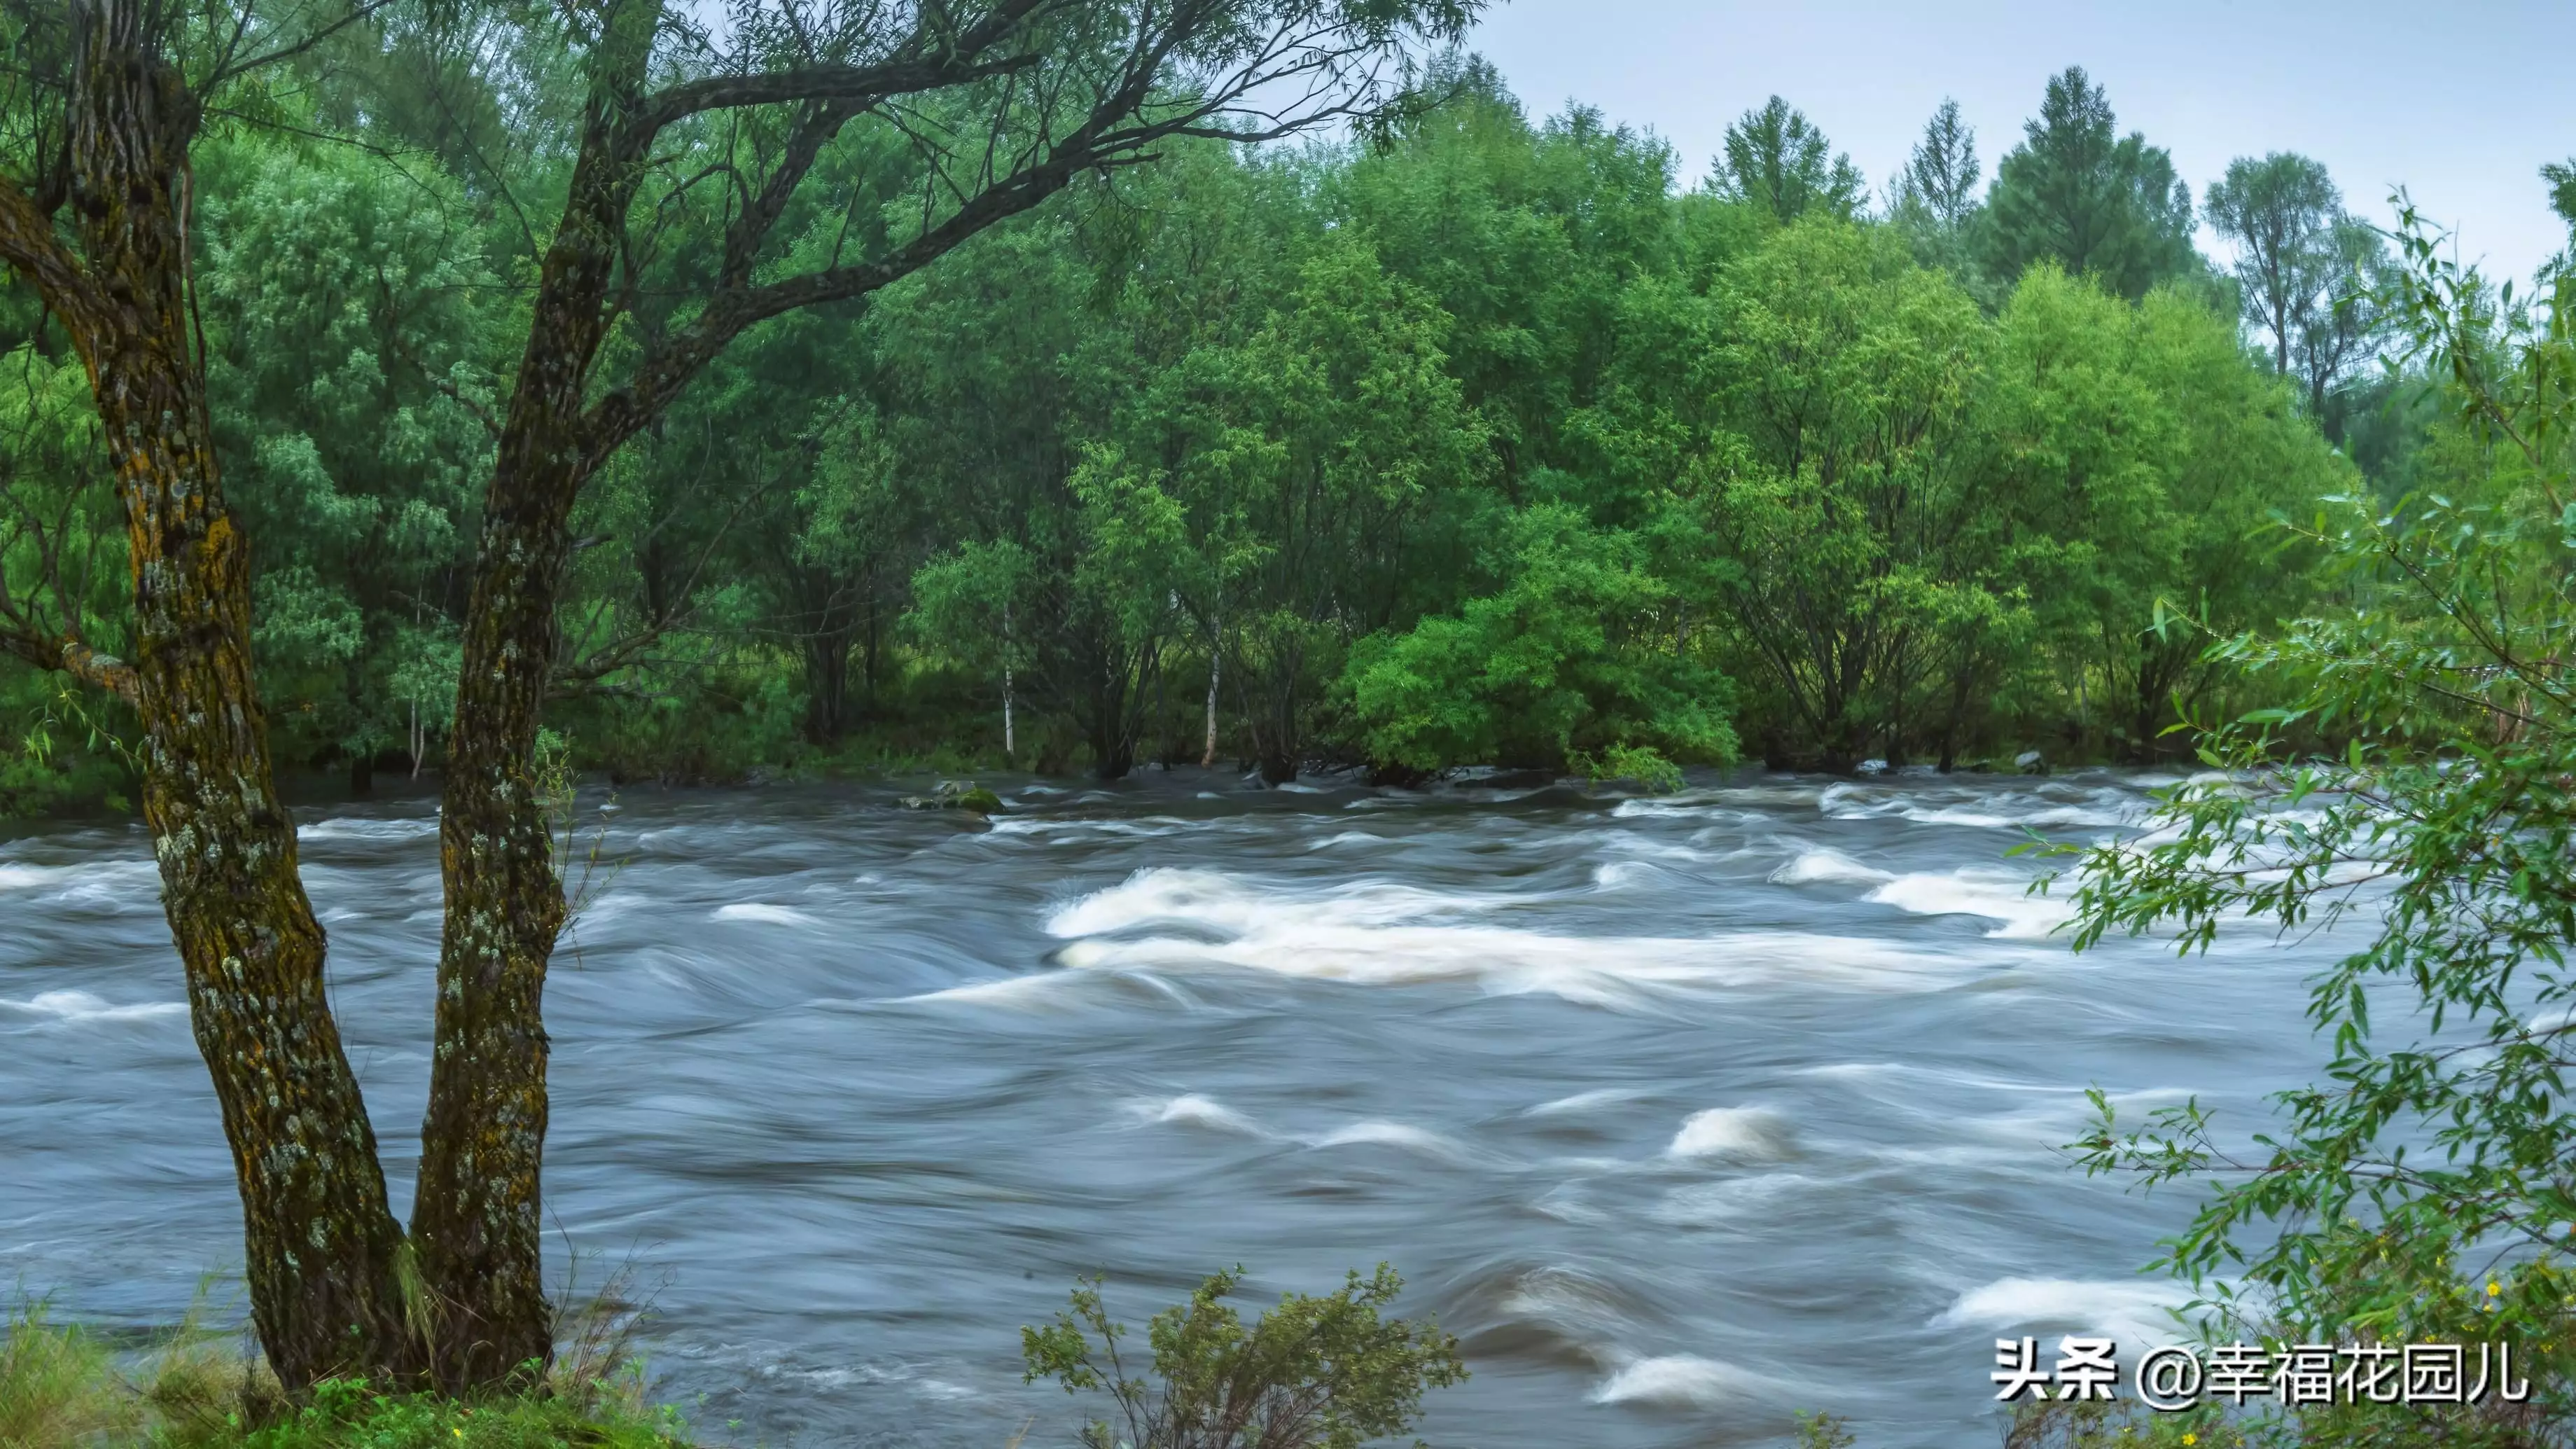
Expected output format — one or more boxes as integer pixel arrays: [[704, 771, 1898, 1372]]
[[298, 816, 440, 841], [1046, 868, 1493, 937], [1601, 833, 1717, 863], [1590, 861, 1656, 889], [2528, 1004, 2576, 1036], [713, 903, 819, 927], [899, 973, 1066, 1008], [1666, 1107, 1795, 1161], [1818, 782, 2145, 831], [1650, 1172, 1818, 1225], [0, 859, 158, 895], [1, 990, 187, 1024], [1309, 1120, 1474, 1161], [1609, 797, 1703, 819], [1040, 867, 1973, 1006], [1136, 1094, 1267, 1137], [1933, 1277, 2194, 1347], [1608, 801, 1765, 827], [901, 967, 1197, 1012], [984, 816, 1195, 840], [1769, 848, 1894, 887], [1613, 782, 1828, 817], [1305, 831, 1388, 851], [1524, 1088, 1647, 1117], [1864, 868, 2072, 940], [1796, 1061, 2066, 1095], [1056, 927, 1955, 1008], [1588, 1354, 1768, 1408]]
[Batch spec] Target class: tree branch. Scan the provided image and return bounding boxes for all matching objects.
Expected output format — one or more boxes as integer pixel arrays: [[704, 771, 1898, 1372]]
[[0, 175, 93, 314], [630, 49, 1045, 137], [0, 623, 139, 703]]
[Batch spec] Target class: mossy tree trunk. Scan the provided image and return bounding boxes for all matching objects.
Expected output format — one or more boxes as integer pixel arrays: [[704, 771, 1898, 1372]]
[[408, 4, 664, 1390], [0, 0, 419, 1390]]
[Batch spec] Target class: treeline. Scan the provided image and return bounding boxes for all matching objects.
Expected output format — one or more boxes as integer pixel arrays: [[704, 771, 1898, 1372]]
[[1, 53, 2428, 806]]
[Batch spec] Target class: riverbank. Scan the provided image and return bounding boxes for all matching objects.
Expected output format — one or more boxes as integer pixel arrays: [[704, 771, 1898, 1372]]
[[0, 1305, 689, 1449]]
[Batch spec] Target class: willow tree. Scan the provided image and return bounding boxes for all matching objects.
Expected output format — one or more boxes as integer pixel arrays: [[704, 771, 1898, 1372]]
[[0, 0, 1473, 1396]]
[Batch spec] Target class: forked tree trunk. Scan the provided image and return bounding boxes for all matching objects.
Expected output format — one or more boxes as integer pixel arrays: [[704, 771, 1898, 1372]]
[[46, 0, 417, 1389]]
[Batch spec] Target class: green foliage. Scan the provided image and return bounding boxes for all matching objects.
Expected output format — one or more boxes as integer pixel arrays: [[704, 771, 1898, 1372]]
[[1981, 67, 2201, 303], [1708, 96, 1866, 226], [1571, 742, 1685, 793], [2061, 179, 2576, 1438], [0, 48, 2371, 800], [2204, 153, 2393, 424], [1790, 1410, 1858, 1449], [0, 342, 134, 814], [237, 1374, 686, 1449], [2002, 1398, 2239, 1448], [194, 134, 494, 783], [1887, 99, 1985, 282], [1344, 504, 1731, 775], [1893, 99, 1982, 228], [1022, 1265, 1465, 1449]]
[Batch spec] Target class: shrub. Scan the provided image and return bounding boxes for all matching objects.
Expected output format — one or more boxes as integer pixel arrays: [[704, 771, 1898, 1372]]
[[1022, 1265, 1465, 1449]]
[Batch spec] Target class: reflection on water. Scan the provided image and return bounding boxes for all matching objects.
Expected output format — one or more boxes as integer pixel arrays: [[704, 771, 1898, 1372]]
[[0, 768, 2346, 1446]]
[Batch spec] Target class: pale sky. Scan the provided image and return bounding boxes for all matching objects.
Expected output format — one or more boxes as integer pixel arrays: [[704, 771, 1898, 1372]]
[[1462, 0, 2574, 287]]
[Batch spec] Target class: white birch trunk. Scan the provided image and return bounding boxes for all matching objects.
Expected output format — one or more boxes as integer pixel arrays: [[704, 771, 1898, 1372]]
[[1202, 628, 1221, 768]]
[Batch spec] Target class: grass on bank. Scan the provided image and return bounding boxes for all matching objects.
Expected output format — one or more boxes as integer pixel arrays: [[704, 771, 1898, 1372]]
[[4, 1262, 1464, 1449], [0, 1301, 685, 1449]]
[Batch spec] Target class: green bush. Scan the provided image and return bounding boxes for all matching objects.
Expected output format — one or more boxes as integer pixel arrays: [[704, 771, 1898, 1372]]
[[1022, 1265, 1465, 1449]]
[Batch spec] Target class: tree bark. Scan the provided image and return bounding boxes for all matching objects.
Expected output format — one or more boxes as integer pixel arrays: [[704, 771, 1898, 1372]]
[[29, 0, 418, 1390], [411, 2, 664, 1389], [1201, 627, 1220, 768], [416, 414, 576, 1390]]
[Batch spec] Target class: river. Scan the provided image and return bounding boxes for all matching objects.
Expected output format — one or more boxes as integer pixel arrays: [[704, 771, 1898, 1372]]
[[0, 768, 2349, 1447]]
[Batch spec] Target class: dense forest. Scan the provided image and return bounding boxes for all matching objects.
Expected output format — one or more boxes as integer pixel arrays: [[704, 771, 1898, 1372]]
[[8, 28, 2512, 814]]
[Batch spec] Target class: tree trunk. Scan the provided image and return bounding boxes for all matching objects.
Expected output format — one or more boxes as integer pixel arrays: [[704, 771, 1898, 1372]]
[[412, 5, 666, 1386], [52, 0, 416, 1390], [418, 422, 576, 1391], [1001, 599, 1017, 765], [861, 588, 882, 717], [347, 653, 374, 793], [802, 624, 851, 744], [1201, 630, 1220, 768]]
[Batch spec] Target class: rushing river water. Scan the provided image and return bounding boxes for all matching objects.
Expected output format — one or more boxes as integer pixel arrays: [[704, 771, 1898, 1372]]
[[1, 768, 2358, 1447]]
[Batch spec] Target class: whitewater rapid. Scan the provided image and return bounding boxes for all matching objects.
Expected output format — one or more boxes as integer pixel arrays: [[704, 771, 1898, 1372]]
[[0, 768, 2348, 1447]]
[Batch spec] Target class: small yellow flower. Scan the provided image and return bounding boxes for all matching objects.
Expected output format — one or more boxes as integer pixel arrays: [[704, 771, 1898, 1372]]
[[2184, 1435, 2198, 1447], [2489, 1280, 2503, 1297]]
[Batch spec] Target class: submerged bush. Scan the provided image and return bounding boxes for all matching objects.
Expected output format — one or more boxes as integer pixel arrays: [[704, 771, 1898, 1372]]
[[1022, 1264, 1465, 1449]]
